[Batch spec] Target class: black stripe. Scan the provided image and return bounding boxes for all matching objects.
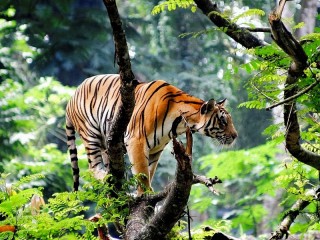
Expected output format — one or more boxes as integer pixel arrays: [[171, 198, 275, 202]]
[[172, 116, 182, 137], [66, 125, 74, 130], [72, 167, 80, 175], [87, 150, 100, 156], [67, 136, 76, 141], [74, 181, 79, 191], [71, 157, 78, 162], [69, 149, 77, 155], [153, 108, 158, 148]]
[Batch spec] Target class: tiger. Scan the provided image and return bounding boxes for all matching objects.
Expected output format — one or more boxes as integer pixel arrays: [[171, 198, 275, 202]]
[[66, 74, 238, 194]]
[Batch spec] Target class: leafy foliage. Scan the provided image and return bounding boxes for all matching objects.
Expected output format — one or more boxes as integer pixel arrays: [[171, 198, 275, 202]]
[[152, 0, 196, 15], [239, 33, 320, 155], [231, 9, 265, 24], [0, 0, 319, 238], [0, 172, 136, 239], [189, 142, 319, 236]]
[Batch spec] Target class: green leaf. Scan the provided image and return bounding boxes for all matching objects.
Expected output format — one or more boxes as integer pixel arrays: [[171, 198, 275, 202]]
[[293, 21, 305, 30], [232, 9, 265, 23], [238, 100, 265, 109]]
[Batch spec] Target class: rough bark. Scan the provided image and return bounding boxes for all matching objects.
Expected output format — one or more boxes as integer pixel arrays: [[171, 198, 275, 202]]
[[125, 132, 194, 240], [102, 0, 136, 190]]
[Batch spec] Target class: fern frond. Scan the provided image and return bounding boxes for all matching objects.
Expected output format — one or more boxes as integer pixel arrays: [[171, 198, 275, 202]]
[[293, 22, 305, 30], [152, 0, 196, 15], [238, 100, 265, 109], [232, 9, 265, 23], [13, 173, 45, 189], [302, 143, 320, 154], [301, 33, 320, 41]]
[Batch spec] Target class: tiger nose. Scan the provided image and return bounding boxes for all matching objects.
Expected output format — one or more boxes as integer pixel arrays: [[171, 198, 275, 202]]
[[231, 132, 238, 140]]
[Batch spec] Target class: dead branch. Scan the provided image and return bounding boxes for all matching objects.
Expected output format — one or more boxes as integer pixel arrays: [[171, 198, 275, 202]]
[[269, 187, 320, 240], [193, 174, 222, 195]]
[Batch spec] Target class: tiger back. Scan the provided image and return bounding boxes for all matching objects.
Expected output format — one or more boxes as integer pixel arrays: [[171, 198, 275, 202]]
[[66, 74, 238, 193]]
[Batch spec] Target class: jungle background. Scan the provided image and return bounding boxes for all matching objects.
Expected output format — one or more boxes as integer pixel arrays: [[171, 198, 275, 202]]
[[0, 0, 319, 239]]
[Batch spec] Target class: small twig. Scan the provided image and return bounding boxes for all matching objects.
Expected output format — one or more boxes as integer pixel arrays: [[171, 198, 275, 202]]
[[266, 78, 320, 110], [250, 81, 277, 103], [193, 174, 222, 195], [276, 0, 288, 18], [187, 206, 192, 240], [245, 27, 271, 33]]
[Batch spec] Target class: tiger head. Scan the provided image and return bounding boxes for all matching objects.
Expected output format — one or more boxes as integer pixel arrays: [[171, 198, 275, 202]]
[[195, 98, 238, 145]]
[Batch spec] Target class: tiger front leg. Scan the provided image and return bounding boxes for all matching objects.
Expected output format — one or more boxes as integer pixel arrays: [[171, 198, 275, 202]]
[[126, 140, 152, 196]]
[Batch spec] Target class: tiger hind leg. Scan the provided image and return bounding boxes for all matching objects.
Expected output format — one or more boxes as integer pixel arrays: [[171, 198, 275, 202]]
[[83, 138, 108, 181]]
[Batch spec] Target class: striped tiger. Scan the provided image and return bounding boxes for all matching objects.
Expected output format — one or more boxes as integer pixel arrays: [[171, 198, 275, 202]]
[[66, 74, 238, 193]]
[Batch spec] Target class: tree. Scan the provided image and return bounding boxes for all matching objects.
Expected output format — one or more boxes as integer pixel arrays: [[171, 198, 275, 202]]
[[98, 0, 320, 239]]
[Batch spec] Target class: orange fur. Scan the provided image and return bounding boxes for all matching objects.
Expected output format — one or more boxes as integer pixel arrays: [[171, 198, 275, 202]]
[[66, 74, 237, 194]]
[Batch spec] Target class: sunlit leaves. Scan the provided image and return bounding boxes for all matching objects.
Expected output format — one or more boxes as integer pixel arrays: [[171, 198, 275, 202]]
[[152, 0, 196, 15], [238, 100, 265, 109], [0, 172, 135, 239], [231, 9, 265, 24]]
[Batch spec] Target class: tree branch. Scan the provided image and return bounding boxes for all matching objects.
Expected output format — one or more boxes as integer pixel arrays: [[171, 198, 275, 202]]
[[193, 0, 265, 49], [266, 76, 320, 110], [268, 0, 320, 170], [102, 0, 136, 190], [269, 187, 320, 240], [245, 27, 271, 33], [193, 174, 222, 195], [125, 131, 194, 240]]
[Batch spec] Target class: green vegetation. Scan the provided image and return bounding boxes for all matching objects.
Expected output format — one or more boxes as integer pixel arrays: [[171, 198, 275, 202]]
[[0, 0, 319, 239]]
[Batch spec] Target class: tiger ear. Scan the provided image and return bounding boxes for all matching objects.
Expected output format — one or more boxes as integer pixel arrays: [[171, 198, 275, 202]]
[[200, 99, 216, 115], [217, 98, 227, 106]]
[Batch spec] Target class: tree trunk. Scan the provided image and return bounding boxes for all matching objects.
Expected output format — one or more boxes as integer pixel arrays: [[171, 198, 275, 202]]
[[295, 0, 318, 38]]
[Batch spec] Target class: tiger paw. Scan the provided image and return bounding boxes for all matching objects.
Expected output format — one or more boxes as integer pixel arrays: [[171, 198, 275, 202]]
[[91, 163, 108, 181]]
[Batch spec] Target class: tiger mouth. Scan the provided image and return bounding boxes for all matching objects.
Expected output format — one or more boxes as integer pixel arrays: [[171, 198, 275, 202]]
[[218, 136, 236, 145]]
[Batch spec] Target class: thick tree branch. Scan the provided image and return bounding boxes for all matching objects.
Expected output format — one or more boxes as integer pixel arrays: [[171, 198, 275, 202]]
[[125, 131, 194, 240], [268, 0, 320, 170], [269, 187, 320, 240], [193, 0, 265, 49], [102, 0, 136, 190]]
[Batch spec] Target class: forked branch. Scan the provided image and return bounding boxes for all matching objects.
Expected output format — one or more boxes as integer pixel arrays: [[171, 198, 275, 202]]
[[125, 130, 194, 240], [268, 0, 320, 170]]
